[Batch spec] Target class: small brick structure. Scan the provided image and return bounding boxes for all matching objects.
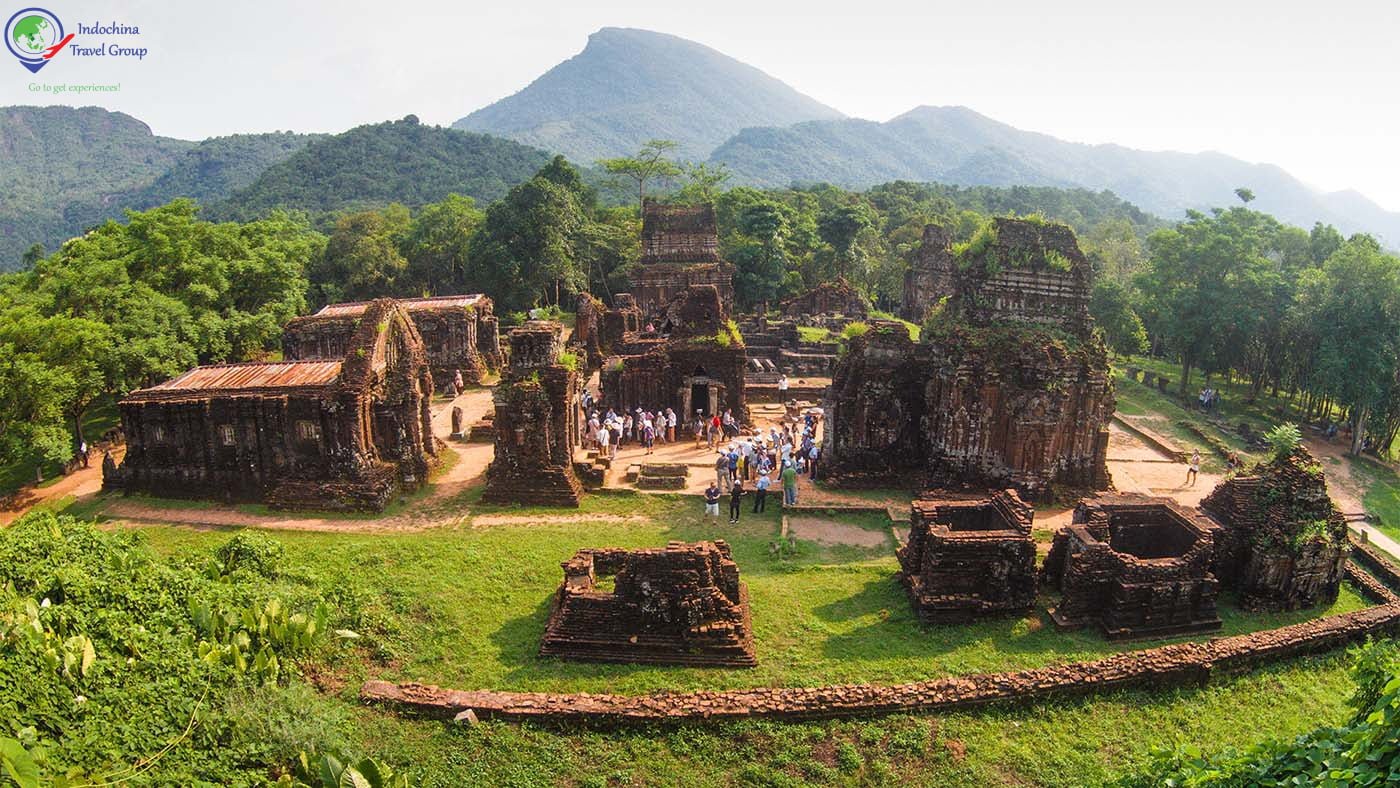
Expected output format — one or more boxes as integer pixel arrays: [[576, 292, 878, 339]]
[[283, 295, 501, 388], [779, 278, 870, 320], [481, 321, 584, 507], [1201, 446, 1349, 611], [107, 299, 438, 511], [897, 490, 1037, 623], [629, 200, 735, 320], [539, 540, 757, 667], [1045, 495, 1222, 640]]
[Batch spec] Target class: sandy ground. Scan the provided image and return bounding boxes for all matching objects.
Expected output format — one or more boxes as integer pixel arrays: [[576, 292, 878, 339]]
[[785, 516, 890, 548]]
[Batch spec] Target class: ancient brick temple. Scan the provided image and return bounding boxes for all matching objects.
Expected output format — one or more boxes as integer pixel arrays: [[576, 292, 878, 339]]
[[599, 285, 747, 422], [482, 321, 584, 506], [1201, 446, 1349, 611], [901, 224, 954, 322], [628, 200, 734, 319], [107, 299, 437, 511], [283, 295, 501, 388], [539, 540, 756, 667], [897, 490, 1037, 624], [823, 218, 1113, 499], [779, 278, 870, 320], [1044, 495, 1222, 640], [572, 292, 642, 372]]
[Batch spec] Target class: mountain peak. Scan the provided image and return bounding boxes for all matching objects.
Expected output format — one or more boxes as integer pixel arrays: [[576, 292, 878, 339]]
[[455, 28, 843, 162]]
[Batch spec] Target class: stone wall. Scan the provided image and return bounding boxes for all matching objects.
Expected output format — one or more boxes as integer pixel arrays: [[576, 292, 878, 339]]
[[897, 490, 1037, 623], [631, 200, 734, 317], [482, 321, 583, 507], [539, 540, 756, 667], [1201, 446, 1349, 611]]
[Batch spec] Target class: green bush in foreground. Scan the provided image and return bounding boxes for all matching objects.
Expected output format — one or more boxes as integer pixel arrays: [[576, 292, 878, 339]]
[[1118, 639, 1399, 787], [0, 513, 378, 785]]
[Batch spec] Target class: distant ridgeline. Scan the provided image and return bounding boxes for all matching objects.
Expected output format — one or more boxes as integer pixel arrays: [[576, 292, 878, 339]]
[[0, 111, 550, 271]]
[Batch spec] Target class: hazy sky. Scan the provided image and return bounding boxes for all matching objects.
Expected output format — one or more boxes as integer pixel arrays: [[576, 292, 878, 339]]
[[5, 0, 1398, 209]]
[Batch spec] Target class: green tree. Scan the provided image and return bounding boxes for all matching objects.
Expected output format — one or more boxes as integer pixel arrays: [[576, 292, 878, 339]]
[[467, 161, 591, 311], [309, 206, 410, 306], [399, 194, 483, 295], [1089, 279, 1148, 357], [598, 139, 682, 205], [817, 204, 874, 281]]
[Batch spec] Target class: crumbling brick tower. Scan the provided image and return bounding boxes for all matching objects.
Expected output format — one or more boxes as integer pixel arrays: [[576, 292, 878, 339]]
[[482, 321, 583, 506], [897, 489, 1037, 624], [901, 224, 955, 322], [1201, 445, 1349, 611], [539, 540, 757, 667], [1045, 495, 1222, 640], [601, 285, 748, 421], [629, 200, 735, 320], [823, 218, 1114, 500]]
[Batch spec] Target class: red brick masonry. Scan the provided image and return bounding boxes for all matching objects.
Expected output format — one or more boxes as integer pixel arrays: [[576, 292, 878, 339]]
[[362, 554, 1400, 724]]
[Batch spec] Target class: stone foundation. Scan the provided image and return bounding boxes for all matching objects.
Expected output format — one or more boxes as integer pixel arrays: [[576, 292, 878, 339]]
[[897, 490, 1037, 623], [539, 541, 756, 667], [1046, 495, 1222, 640]]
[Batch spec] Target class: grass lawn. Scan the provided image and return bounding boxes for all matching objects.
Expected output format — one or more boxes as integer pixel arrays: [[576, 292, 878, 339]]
[[1348, 455, 1400, 544], [797, 326, 832, 343], [115, 491, 1384, 786]]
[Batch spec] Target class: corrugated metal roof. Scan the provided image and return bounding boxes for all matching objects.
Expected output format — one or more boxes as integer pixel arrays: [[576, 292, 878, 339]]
[[314, 295, 484, 317], [125, 360, 342, 400]]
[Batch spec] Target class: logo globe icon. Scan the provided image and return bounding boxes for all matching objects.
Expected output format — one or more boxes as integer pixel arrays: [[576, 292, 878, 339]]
[[6, 8, 64, 69]]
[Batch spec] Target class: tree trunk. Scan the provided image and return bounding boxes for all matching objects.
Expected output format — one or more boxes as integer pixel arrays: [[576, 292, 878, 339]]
[[1351, 406, 1368, 456], [1179, 356, 1193, 396]]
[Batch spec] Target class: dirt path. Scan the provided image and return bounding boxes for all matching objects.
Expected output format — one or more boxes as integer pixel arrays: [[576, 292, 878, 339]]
[[0, 448, 117, 526]]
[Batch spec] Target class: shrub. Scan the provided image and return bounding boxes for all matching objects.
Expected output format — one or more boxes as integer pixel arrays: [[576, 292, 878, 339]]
[[841, 322, 870, 341], [556, 351, 579, 372], [1264, 423, 1302, 460], [214, 531, 286, 578]]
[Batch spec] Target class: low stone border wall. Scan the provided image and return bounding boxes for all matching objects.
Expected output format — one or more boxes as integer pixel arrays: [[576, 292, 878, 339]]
[[363, 575, 1400, 725], [1111, 415, 1187, 462]]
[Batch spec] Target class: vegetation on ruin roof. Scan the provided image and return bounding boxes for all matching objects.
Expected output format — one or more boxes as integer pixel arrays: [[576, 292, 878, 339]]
[[920, 320, 1088, 361], [556, 350, 580, 372]]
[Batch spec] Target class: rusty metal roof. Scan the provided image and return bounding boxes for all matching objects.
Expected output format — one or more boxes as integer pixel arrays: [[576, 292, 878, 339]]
[[314, 295, 484, 317], [123, 360, 343, 402]]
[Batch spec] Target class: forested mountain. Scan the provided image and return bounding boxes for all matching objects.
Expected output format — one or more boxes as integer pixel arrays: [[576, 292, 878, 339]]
[[711, 106, 1400, 243], [453, 27, 844, 162], [208, 117, 552, 222], [0, 107, 316, 271], [0, 106, 191, 268]]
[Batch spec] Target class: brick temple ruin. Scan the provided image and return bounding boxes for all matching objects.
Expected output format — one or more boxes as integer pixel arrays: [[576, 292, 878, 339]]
[[284, 295, 501, 388], [599, 285, 747, 421], [1202, 445, 1350, 611], [106, 299, 438, 511], [539, 540, 757, 667], [481, 321, 584, 506], [779, 278, 870, 321], [823, 218, 1113, 499], [897, 489, 1038, 623], [1044, 494, 1223, 640], [628, 200, 735, 319], [901, 224, 955, 323]]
